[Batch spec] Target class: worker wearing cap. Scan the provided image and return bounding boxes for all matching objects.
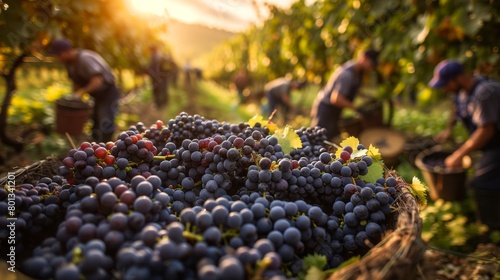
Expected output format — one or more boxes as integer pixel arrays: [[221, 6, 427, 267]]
[[310, 49, 379, 141], [49, 39, 120, 143], [429, 60, 500, 190]]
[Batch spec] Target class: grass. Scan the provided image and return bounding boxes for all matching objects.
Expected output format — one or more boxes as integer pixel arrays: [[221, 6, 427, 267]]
[[195, 80, 256, 122]]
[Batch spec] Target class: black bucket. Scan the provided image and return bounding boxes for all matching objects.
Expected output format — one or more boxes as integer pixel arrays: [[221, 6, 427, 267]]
[[55, 98, 91, 135], [415, 146, 471, 201], [403, 136, 436, 168]]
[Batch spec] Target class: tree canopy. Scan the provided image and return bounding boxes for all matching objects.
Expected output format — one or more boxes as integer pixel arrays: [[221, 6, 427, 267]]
[[202, 0, 500, 100], [0, 0, 167, 150]]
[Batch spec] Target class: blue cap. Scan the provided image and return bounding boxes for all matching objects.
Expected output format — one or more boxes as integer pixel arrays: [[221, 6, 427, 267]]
[[429, 60, 463, 88], [49, 39, 72, 55]]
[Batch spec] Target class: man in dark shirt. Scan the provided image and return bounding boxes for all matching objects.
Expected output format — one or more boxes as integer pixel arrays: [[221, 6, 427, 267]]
[[232, 69, 250, 104], [50, 39, 120, 142], [264, 77, 304, 123], [429, 60, 500, 190], [429, 60, 500, 177], [148, 45, 176, 108], [310, 49, 379, 140], [429, 60, 500, 229]]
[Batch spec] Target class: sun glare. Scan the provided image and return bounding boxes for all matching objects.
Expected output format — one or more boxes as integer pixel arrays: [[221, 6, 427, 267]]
[[127, 0, 168, 16]]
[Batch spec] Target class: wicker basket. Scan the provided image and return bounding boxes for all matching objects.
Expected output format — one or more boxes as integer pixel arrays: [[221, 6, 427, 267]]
[[329, 179, 425, 280], [0, 157, 62, 186], [1, 159, 425, 279]]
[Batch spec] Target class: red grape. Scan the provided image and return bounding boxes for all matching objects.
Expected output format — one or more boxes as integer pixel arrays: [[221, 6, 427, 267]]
[[233, 137, 244, 149], [208, 141, 217, 151], [95, 147, 108, 159], [156, 120, 163, 128], [144, 141, 154, 151], [105, 142, 115, 150], [80, 141, 92, 150], [62, 157, 75, 168], [340, 151, 351, 162], [343, 146, 353, 154], [104, 155, 115, 165]]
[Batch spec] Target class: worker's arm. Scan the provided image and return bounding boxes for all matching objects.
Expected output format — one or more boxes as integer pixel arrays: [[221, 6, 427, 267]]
[[445, 123, 495, 168], [329, 70, 357, 111], [74, 75, 104, 97], [330, 91, 357, 110], [435, 105, 458, 143]]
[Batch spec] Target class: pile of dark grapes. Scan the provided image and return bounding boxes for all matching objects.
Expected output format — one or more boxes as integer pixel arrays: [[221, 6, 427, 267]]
[[0, 112, 407, 280]]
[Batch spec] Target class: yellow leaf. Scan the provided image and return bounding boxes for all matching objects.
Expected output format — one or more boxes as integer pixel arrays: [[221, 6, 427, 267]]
[[247, 114, 277, 133], [367, 144, 382, 161], [410, 176, 428, 205], [273, 125, 302, 154], [335, 136, 360, 158], [45, 84, 70, 102], [248, 114, 266, 128], [339, 136, 359, 150], [266, 122, 278, 134]]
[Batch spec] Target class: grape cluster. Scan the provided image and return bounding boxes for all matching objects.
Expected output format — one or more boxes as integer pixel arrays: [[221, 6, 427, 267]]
[[0, 175, 69, 251], [59, 131, 158, 185], [132, 120, 171, 151], [16, 175, 176, 279], [132, 112, 272, 150], [1, 112, 407, 280], [290, 126, 329, 161]]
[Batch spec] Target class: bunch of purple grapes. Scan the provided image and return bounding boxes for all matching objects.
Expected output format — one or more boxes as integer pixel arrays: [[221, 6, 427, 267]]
[[1, 112, 408, 279]]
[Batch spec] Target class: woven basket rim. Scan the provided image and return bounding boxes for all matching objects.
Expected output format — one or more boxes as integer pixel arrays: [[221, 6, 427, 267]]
[[328, 170, 425, 280], [0, 157, 62, 186]]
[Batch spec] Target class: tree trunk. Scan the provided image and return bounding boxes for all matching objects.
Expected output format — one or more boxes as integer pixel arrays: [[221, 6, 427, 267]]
[[0, 52, 28, 152]]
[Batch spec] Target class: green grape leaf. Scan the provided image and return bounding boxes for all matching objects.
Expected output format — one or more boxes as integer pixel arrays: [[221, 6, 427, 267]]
[[410, 176, 428, 205], [299, 254, 328, 280], [303, 253, 327, 270], [305, 267, 326, 280], [273, 125, 302, 154], [360, 161, 384, 183]]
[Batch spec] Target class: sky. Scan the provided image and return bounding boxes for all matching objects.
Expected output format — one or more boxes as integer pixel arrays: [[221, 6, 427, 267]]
[[127, 0, 297, 32]]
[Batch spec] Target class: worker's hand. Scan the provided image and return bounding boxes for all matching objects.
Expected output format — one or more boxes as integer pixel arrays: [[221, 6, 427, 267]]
[[434, 128, 452, 143], [72, 89, 85, 99], [444, 152, 464, 169]]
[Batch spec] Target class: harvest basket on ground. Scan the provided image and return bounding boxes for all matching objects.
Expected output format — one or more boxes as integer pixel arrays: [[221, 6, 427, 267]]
[[1, 161, 425, 280], [329, 174, 425, 279]]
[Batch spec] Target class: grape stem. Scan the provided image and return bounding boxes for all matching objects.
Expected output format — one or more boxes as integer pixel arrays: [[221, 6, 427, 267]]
[[153, 155, 176, 161], [182, 231, 203, 242], [251, 257, 272, 280], [221, 228, 239, 240]]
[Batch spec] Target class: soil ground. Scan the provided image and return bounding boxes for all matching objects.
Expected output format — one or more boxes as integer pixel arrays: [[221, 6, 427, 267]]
[[417, 243, 500, 279]]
